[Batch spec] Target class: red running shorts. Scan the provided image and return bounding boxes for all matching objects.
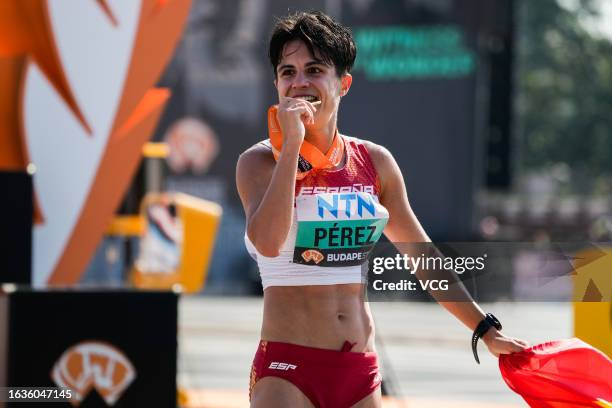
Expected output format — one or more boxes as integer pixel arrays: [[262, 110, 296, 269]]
[[249, 340, 382, 408]]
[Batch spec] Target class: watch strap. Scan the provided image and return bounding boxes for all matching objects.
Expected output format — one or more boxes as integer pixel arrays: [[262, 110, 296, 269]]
[[471, 313, 502, 364]]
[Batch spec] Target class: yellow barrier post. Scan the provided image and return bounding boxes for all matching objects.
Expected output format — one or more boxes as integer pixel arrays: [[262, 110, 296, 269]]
[[131, 192, 222, 293]]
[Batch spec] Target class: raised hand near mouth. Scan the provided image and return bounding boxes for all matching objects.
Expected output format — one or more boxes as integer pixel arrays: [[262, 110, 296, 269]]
[[276, 96, 318, 149]]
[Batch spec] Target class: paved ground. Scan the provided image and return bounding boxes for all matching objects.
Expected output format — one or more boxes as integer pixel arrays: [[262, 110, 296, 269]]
[[178, 296, 572, 407]]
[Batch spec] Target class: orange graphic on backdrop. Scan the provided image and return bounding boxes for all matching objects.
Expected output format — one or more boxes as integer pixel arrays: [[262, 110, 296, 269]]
[[0, 0, 191, 284]]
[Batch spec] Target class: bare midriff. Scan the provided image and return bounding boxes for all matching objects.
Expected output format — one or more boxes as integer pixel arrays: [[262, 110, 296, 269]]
[[261, 283, 376, 353]]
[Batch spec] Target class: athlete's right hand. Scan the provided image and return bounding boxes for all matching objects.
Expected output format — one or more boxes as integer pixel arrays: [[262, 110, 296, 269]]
[[276, 97, 317, 149]]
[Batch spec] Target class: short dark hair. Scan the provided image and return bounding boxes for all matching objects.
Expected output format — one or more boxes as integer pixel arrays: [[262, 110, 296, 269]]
[[268, 11, 356, 78]]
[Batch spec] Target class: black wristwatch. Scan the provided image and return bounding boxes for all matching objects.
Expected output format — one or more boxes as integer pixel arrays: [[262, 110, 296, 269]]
[[471, 313, 502, 364]]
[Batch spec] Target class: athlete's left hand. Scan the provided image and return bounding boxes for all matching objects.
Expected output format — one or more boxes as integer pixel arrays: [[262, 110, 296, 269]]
[[482, 329, 529, 357]]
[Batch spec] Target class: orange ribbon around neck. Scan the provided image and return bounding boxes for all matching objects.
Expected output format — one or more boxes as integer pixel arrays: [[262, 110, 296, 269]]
[[267, 105, 344, 179]]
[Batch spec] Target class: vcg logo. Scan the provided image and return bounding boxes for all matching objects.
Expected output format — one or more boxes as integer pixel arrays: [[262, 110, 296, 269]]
[[317, 193, 376, 219]]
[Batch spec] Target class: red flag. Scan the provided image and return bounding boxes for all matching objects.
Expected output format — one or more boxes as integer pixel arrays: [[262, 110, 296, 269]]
[[499, 338, 612, 407]]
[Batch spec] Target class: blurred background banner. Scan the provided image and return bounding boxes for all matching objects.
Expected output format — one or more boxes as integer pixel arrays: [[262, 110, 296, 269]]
[[0, 0, 191, 287], [337, 0, 514, 240]]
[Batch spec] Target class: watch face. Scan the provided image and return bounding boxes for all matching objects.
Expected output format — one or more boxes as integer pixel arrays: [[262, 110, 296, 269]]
[[487, 313, 502, 329]]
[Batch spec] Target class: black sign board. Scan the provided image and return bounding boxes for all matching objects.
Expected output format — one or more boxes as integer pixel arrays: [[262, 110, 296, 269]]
[[0, 290, 177, 407]]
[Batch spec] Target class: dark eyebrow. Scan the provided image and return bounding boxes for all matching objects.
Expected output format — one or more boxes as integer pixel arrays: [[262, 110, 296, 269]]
[[305, 59, 327, 67], [277, 59, 328, 73], [277, 64, 294, 72]]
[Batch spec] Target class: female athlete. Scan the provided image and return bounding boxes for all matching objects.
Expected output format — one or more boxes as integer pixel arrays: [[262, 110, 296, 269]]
[[236, 11, 528, 408]]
